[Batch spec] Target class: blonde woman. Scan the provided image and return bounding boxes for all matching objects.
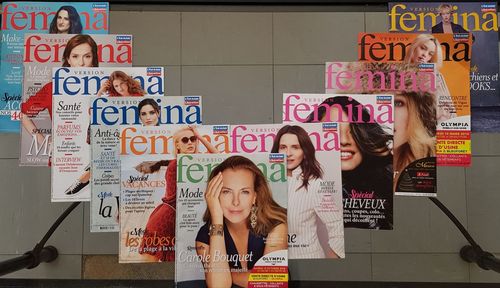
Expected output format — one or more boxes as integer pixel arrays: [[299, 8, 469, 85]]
[[136, 126, 217, 262], [404, 34, 455, 122]]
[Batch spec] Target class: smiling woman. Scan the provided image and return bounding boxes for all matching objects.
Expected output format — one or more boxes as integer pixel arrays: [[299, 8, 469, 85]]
[[196, 155, 287, 288], [97, 71, 146, 97]]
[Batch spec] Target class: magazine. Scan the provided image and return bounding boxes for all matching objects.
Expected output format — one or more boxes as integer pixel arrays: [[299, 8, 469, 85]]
[[175, 153, 288, 288], [283, 94, 397, 228], [0, 2, 109, 133], [357, 33, 471, 167], [45, 35, 133, 202], [21, 35, 134, 167], [230, 123, 345, 255], [119, 124, 229, 263], [388, 2, 499, 132], [90, 95, 201, 233], [325, 62, 435, 197]]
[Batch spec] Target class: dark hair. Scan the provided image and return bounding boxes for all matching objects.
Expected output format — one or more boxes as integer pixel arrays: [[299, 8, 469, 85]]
[[108, 71, 145, 96], [62, 35, 99, 67], [138, 98, 160, 114], [49, 6, 83, 34], [202, 155, 287, 236], [305, 96, 392, 157], [271, 125, 323, 190]]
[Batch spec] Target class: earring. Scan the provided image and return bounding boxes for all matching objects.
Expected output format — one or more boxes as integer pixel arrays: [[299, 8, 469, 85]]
[[250, 204, 257, 229]]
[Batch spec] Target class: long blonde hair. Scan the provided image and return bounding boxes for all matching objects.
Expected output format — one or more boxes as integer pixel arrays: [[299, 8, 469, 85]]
[[404, 34, 443, 69]]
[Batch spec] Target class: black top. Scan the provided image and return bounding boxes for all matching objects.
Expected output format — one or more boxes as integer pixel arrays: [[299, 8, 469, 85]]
[[195, 223, 265, 270]]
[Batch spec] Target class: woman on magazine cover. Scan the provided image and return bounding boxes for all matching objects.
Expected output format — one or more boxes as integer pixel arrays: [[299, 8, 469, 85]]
[[97, 70, 146, 97], [137, 98, 160, 126], [20, 34, 99, 195], [136, 125, 218, 262], [305, 96, 394, 229], [49, 5, 83, 34], [270, 125, 343, 258], [196, 155, 288, 288], [404, 33, 456, 122]]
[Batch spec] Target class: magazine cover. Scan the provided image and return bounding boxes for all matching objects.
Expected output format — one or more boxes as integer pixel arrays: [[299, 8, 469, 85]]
[[0, 2, 109, 133], [90, 95, 201, 233], [325, 62, 435, 197], [175, 153, 288, 288], [119, 124, 229, 263], [21, 34, 133, 167], [388, 2, 499, 132], [357, 33, 471, 167], [47, 36, 133, 202], [230, 123, 345, 255], [283, 94, 397, 225]]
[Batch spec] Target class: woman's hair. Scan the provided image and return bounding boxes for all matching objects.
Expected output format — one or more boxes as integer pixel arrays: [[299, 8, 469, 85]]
[[202, 155, 287, 236], [404, 34, 443, 69], [138, 98, 160, 114], [394, 91, 436, 172], [108, 71, 145, 96], [305, 96, 393, 159], [49, 6, 83, 34], [438, 3, 453, 13], [270, 125, 322, 190], [62, 34, 99, 67]]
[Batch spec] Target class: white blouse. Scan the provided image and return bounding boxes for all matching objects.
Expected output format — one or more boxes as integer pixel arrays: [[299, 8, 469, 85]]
[[287, 167, 344, 259]]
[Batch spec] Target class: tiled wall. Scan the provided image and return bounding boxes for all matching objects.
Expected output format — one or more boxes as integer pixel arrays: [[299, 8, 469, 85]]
[[1, 5, 500, 283]]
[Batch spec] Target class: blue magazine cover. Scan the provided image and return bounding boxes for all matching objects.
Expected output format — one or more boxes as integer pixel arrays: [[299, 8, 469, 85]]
[[0, 2, 109, 133]]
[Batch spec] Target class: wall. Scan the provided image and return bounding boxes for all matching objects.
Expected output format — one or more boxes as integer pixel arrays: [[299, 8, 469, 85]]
[[1, 4, 500, 283]]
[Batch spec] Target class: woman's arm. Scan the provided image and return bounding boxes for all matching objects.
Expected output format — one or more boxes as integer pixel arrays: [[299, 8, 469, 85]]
[[21, 114, 49, 147], [312, 178, 344, 258], [96, 80, 111, 97], [200, 173, 232, 288], [190, 126, 218, 153]]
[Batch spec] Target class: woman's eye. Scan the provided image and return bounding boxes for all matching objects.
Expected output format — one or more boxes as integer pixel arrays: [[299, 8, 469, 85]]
[[395, 100, 404, 107], [241, 190, 250, 195], [221, 190, 230, 194]]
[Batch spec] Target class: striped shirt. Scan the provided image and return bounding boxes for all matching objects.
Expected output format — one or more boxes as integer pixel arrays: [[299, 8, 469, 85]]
[[287, 167, 344, 259]]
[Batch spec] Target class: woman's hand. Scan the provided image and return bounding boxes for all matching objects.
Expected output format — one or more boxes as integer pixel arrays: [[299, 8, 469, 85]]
[[189, 125, 202, 139], [205, 172, 224, 224], [97, 80, 111, 96], [134, 161, 158, 174]]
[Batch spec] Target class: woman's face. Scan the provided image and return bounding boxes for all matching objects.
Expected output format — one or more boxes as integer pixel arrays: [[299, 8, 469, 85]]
[[278, 133, 304, 173], [57, 10, 70, 34], [322, 107, 363, 170], [113, 79, 130, 96], [219, 168, 256, 225], [339, 123, 363, 171], [175, 130, 198, 154], [394, 94, 410, 150], [440, 8, 452, 24], [67, 43, 93, 67], [139, 104, 159, 126], [411, 39, 436, 64]]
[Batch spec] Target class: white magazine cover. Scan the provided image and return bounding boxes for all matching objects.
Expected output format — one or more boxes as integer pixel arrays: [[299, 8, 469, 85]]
[[230, 123, 344, 259], [119, 124, 229, 263], [283, 93, 395, 229], [21, 34, 132, 167], [48, 35, 133, 202], [90, 95, 202, 233]]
